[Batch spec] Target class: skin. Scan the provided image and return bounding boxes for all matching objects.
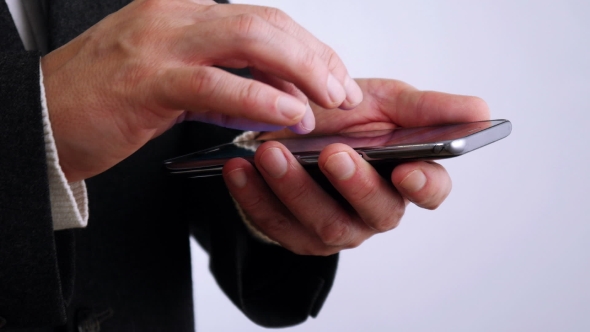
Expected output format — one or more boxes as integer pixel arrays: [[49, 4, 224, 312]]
[[41, 0, 362, 182], [41, 0, 490, 256], [223, 79, 489, 256]]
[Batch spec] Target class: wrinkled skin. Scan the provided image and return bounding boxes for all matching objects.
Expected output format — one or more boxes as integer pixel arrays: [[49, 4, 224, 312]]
[[41, 0, 489, 256], [224, 79, 489, 255], [42, 0, 362, 182]]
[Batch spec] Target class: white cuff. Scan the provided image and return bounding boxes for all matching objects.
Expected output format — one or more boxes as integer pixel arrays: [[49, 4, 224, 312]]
[[40, 62, 89, 230], [232, 130, 261, 144], [232, 197, 279, 246]]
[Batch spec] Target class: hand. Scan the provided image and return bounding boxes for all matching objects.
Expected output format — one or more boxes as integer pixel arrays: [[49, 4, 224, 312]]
[[42, 0, 363, 182], [223, 79, 489, 256]]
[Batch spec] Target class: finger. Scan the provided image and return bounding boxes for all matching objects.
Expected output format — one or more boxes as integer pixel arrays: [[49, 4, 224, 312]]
[[182, 112, 286, 131], [253, 141, 374, 251], [222, 158, 339, 256], [317, 143, 406, 232], [250, 68, 308, 103], [151, 66, 306, 127], [203, 5, 364, 109], [189, 0, 216, 5], [184, 9, 362, 109], [357, 80, 490, 127], [250, 68, 315, 134], [288, 104, 315, 135], [181, 14, 346, 108], [391, 161, 452, 210]]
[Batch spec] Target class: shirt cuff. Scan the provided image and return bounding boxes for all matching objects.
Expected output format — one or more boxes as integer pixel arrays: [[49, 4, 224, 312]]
[[40, 62, 89, 230]]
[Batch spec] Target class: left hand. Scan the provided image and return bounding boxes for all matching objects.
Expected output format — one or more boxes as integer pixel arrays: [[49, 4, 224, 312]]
[[223, 79, 489, 256]]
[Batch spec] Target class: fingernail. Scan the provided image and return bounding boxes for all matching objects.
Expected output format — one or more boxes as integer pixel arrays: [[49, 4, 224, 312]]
[[327, 73, 346, 105], [344, 75, 363, 107], [227, 168, 247, 188], [260, 148, 288, 179], [399, 170, 427, 193], [288, 103, 315, 134], [324, 152, 356, 180], [277, 96, 306, 121]]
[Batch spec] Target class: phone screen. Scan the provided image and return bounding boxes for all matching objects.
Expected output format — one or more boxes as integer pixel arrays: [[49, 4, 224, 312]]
[[267, 120, 498, 154], [166, 120, 510, 175]]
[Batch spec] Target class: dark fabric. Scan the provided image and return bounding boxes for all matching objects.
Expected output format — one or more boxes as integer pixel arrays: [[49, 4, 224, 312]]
[[47, 0, 130, 50], [0, 0, 339, 330], [197, 179, 339, 327], [62, 125, 197, 332], [0, 52, 68, 328], [0, 2, 24, 52], [21, 0, 49, 55], [187, 127, 339, 328]]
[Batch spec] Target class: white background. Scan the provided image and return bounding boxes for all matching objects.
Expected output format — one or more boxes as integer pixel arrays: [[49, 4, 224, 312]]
[[191, 1, 590, 331]]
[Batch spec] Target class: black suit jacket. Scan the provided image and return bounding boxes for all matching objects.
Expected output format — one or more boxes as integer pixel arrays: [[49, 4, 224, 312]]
[[0, 1, 338, 330]]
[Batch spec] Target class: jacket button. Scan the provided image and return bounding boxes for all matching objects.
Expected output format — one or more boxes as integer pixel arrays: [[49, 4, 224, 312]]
[[0, 316, 6, 328]]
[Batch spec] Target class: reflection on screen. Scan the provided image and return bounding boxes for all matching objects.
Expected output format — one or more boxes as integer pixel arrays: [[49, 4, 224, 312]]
[[271, 121, 497, 154]]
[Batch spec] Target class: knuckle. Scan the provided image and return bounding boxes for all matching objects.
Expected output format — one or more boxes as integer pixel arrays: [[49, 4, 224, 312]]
[[138, 0, 159, 10], [255, 214, 292, 236], [238, 192, 264, 212], [371, 215, 402, 233], [284, 82, 307, 102], [232, 14, 266, 41], [190, 67, 219, 96], [345, 238, 364, 250], [262, 7, 302, 42], [237, 195, 292, 235], [316, 212, 351, 246], [348, 175, 380, 205], [321, 46, 343, 71], [367, 195, 405, 232], [239, 81, 264, 111], [297, 50, 320, 76], [261, 7, 290, 26], [198, 4, 219, 17], [281, 179, 309, 205], [281, 237, 321, 256], [137, 0, 168, 14]]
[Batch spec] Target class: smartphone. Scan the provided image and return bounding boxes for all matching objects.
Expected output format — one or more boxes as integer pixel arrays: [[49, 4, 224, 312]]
[[165, 119, 511, 178]]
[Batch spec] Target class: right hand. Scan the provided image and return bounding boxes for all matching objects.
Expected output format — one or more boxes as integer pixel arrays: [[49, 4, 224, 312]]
[[41, 0, 363, 182]]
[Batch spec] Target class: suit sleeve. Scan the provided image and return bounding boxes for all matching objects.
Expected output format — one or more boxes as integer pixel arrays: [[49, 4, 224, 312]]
[[185, 123, 339, 328], [0, 51, 72, 329]]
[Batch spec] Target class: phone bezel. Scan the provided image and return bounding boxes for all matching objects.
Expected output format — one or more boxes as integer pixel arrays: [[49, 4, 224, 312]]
[[165, 119, 511, 178]]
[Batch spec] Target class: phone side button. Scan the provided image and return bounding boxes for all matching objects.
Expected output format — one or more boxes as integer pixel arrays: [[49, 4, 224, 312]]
[[432, 144, 444, 154], [298, 156, 319, 165]]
